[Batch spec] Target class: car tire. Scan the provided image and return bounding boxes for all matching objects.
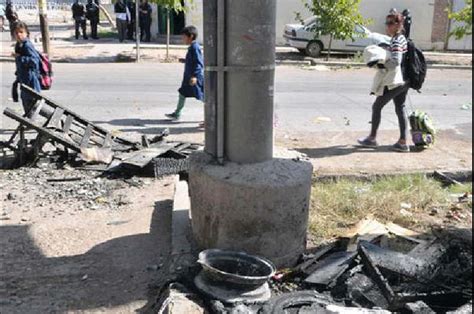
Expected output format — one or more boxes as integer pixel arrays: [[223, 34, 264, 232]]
[[306, 41, 323, 58]]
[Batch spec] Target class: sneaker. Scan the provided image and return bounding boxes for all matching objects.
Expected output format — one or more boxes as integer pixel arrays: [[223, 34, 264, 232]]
[[392, 142, 411, 153], [165, 112, 180, 120], [357, 137, 378, 148]]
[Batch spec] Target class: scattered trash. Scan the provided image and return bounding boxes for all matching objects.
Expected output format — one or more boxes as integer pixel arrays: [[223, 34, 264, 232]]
[[460, 103, 472, 111], [433, 171, 464, 187], [315, 117, 332, 123], [401, 202, 413, 210]]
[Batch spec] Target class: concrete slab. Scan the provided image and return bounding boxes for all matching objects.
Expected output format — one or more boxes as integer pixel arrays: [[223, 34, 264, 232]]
[[159, 283, 205, 314], [170, 178, 197, 273]]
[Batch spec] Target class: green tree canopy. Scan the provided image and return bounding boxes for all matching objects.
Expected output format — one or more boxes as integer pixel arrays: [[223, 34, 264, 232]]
[[449, 0, 473, 40], [297, 0, 370, 59]]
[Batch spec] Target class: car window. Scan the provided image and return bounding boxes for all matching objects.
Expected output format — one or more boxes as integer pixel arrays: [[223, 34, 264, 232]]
[[355, 25, 365, 33], [303, 17, 317, 26]]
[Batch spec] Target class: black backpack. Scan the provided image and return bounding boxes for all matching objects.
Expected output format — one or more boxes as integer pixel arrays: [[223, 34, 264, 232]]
[[403, 40, 427, 92]]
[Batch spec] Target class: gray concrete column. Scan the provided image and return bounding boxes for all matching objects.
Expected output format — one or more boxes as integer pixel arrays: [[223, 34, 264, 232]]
[[225, 0, 276, 163], [203, 0, 276, 164], [190, 0, 313, 268]]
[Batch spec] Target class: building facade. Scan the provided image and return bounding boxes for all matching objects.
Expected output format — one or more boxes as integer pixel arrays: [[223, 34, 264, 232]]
[[184, 0, 472, 51]]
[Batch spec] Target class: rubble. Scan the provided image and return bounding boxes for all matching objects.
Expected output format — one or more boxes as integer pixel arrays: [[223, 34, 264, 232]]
[[304, 251, 357, 286], [1, 85, 202, 177], [404, 301, 436, 314], [158, 217, 472, 313], [156, 283, 206, 314]]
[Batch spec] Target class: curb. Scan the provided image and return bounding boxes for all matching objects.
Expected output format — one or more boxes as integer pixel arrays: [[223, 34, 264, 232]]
[[302, 59, 473, 70], [275, 59, 473, 70], [170, 177, 197, 274], [314, 169, 473, 183], [0, 57, 15, 63]]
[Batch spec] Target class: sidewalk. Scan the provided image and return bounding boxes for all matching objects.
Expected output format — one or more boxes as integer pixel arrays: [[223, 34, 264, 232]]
[[1, 29, 472, 68], [275, 129, 472, 177]]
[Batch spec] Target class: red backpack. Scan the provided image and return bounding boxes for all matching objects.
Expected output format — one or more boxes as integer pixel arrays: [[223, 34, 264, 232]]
[[37, 51, 53, 90]]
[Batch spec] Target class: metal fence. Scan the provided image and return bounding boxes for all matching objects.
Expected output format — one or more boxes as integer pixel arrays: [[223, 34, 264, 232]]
[[1, 0, 73, 11]]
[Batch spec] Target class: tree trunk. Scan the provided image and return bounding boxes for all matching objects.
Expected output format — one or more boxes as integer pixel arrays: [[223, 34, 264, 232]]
[[166, 8, 171, 61], [327, 34, 333, 61], [38, 0, 50, 56]]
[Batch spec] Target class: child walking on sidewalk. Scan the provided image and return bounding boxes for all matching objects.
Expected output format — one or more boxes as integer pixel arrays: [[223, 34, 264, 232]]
[[12, 21, 41, 115], [166, 26, 204, 122]]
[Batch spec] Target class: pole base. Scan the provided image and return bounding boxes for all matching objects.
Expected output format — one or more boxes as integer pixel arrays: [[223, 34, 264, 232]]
[[188, 152, 313, 268]]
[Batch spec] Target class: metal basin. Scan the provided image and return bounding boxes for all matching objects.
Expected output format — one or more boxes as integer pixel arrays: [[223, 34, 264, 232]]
[[198, 249, 276, 288]]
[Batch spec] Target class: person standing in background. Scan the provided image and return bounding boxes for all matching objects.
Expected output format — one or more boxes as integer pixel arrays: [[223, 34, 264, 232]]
[[72, 0, 88, 40], [86, 0, 100, 40], [5, 0, 19, 41], [402, 9, 412, 39], [139, 0, 152, 42], [114, 0, 130, 43], [126, 0, 136, 40]]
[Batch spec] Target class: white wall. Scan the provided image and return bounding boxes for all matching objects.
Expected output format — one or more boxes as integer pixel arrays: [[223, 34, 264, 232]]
[[185, 0, 204, 41], [447, 0, 473, 51], [277, 0, 436, 50], [186, 0, 439, 50]]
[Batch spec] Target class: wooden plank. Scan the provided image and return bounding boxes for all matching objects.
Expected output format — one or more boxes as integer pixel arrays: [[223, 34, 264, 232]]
[[63, 115, 73, 134], [80, 125, 93, 148], [121, 146, 174, 168], [4, 108, 81, 152], [20, 84, 139, 147], [47, 107, 65, 129], [103, 133, 112, 148], [386, 223, 428, 245]]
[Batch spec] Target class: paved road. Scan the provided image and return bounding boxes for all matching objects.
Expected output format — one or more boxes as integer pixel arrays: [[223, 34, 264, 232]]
[[1, 63, 472, 140]]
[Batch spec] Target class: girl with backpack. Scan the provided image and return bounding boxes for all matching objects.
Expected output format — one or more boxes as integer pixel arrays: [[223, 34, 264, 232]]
[[358, 13, 411, 153], [12, 21, 41, 115]]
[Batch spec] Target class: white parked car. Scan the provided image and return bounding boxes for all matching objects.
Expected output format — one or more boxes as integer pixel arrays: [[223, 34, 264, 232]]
[[284, 17, 391, 58]]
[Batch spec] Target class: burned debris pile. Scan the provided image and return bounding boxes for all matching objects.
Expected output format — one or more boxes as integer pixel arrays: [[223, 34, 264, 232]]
[[0, 85, 201, 177], [157, 219, 472, 313]]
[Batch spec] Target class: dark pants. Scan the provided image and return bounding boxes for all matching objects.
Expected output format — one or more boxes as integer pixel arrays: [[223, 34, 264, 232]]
[[89, 17, 99, 39], [75, 18, 87, 39], [127, 21, 135, 40], [370, 84, 410, 141], [116, 18, 128, 42], [140, 20, 151, 42]]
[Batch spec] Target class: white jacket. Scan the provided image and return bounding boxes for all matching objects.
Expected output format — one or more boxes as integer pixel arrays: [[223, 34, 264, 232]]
[[363, 45, 405, 96]]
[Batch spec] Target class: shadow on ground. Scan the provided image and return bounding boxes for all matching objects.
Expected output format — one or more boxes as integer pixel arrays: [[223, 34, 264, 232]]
[[0, 200, 173, 313], [297, 145, 426, 159], [94, 119, 202, 127]]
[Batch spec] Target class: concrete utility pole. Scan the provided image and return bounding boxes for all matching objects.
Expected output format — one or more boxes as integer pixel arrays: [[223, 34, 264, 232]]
[[189, 0, 313, 268], [38, 0, 50, 55]]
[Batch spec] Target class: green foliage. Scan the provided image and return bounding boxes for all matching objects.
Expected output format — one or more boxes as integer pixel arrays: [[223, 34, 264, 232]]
[[150, 0, 191, 12], [297, 0, 370, 59], [449, 0, 473, 40]]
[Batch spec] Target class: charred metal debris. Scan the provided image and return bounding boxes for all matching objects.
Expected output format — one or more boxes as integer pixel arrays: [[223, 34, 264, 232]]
[[0, 85, 201, 177]]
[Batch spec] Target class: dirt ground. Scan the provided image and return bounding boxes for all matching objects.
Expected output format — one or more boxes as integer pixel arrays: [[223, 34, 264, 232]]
[[276, 129, 472, 176], [0, 168, 176, 313]]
